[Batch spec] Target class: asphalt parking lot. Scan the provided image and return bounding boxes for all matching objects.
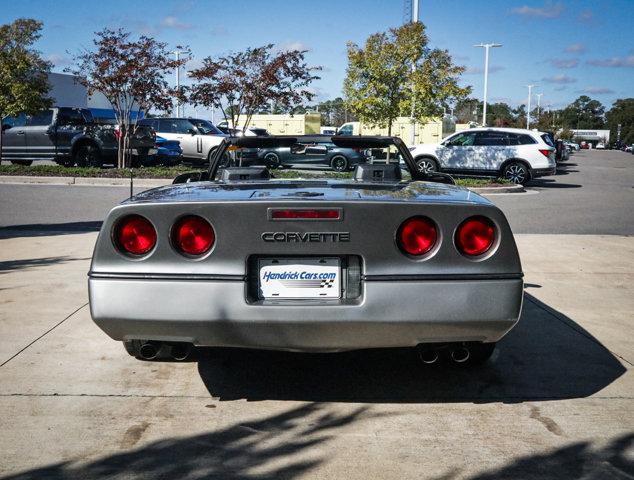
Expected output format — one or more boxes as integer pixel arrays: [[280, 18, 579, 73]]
[[0, 149, 632, 479]]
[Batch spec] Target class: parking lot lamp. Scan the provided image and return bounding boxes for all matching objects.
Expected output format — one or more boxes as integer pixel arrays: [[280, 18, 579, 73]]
[[525, 84, 536, 129], [473, 43, 502, 126], [536, 93, 543, 118]]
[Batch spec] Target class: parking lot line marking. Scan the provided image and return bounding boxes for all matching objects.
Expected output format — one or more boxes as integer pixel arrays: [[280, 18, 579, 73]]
[[0, 302, 88, 368]]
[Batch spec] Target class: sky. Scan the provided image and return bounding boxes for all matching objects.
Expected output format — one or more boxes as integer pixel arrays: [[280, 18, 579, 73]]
[[2, 0, 633, 114]]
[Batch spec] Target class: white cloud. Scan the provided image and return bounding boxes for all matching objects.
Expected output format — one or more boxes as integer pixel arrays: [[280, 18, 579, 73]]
[[587, 55, 634, 68], [550, 58, 579, 68], [578, 9, 593, 23], [542, 74, 577, 84], [160, 16, 194, 30], [579, 86, 615, 94], [511, 2, 564, 18], [45, 53, 71, 67], [464, 65, 504, 75], [276, 41, 311, 53], [565, 43, 586, 54]]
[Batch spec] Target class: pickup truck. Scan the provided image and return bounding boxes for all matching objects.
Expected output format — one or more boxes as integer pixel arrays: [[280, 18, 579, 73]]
[[1, 107, 155, 167]]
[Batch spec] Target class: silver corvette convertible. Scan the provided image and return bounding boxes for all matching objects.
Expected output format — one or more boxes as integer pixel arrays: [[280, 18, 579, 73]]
[[88, 135, 523, 364]]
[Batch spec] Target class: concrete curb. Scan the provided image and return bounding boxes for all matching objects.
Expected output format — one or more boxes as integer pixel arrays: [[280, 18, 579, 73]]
[[0, 175, 169, 188], [0, 175, 526, 193], [470, 184, 525, 194]]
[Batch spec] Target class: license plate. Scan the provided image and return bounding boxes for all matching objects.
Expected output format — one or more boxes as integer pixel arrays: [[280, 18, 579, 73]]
[[259, 258, 341, 299]]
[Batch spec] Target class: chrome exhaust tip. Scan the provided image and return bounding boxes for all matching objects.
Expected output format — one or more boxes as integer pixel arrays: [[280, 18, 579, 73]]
[[417, 347, 439, 364], [139, 342, 159, 360], [170, 343, 192, 361], [450, 346, 470, 363]]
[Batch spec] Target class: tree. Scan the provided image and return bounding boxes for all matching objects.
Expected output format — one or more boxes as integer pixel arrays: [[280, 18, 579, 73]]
[[66, 29, 187, 167], [343, 22, 469, 135], [606, 98, 634, 145], [559, 95, 605, 130], [0, 18, 52, 162], [188, 45, 320, 132]]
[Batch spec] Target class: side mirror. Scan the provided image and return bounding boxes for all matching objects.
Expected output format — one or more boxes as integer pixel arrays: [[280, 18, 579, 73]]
[[188, 129, 196, 136]]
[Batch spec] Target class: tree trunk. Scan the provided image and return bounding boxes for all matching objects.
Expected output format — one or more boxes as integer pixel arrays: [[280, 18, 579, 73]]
[[0, 112, 3, 165]]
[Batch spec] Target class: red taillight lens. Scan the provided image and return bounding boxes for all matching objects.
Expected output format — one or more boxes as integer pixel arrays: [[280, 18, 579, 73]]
[[397, 216, 437, 256], [455, 216, 495, 256], [173, 216, 215, 256], [539, 149, 551, 158], [116, 215, 156, 255], [271, 209, 340, 219]]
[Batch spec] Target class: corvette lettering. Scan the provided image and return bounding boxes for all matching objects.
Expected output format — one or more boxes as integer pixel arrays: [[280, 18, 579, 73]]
[[262, 232, 350, 242]]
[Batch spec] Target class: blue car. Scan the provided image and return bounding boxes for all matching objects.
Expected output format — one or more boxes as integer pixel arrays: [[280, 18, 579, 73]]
[[152, 136, 182, 166]]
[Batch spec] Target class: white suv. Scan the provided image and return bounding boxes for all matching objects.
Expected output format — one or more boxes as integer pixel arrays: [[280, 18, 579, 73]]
[[139, 118, 225, 164], [409, 127, 556, 184]]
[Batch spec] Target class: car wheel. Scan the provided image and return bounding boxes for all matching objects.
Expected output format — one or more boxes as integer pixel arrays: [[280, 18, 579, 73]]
[[75, 144, 102, 168], [502, 161, 529, 185], [415, 157, 438, 174], [10, 160, 33, 166], [331, 155, 348, 172], [467, 342, 496, 365], [264, 152, 281, 168]]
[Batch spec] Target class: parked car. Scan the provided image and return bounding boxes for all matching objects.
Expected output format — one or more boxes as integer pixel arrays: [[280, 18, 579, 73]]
[[596, 142, 606, 149], [216, 122, 270, 137], [1, 107, 155, 167], [255, 137, 368, 171], [150, 136, 182, 166], [89, 135, 523, 364], [408, 127, 556, 185], [138, 118, 224, 164], [320, 126, 338, 135]]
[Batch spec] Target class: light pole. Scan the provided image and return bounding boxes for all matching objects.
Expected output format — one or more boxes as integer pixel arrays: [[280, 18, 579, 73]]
[[173, 50, 185, 117], [525, 84, 536, 129], [409, 0, 419, 146], [536, 93, 543, 117], [474, 43, 502, 126]]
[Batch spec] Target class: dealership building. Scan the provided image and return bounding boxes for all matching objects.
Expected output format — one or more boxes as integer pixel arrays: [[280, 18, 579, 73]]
[[570, 129, 611, 146]]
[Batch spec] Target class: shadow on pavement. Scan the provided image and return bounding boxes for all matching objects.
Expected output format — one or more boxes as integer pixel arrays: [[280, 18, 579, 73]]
[[197, 293, 626, 402], [432, 433, 634, 479], [0, 221, 102, 239], [528, 178, 581, 189], [1, 403, 374, 480], [0, 256, 90, 273]]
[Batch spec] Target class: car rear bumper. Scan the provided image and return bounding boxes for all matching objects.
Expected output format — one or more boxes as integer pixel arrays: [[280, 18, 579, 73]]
[[89, 276, 523, 352], [531, 167, 556, 178]]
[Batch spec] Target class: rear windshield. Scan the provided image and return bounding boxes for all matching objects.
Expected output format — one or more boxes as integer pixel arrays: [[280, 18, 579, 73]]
[[541, 134, 555, 147]]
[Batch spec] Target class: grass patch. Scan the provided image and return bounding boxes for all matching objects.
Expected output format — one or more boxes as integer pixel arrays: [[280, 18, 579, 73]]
[[0, 164, 514, 188]]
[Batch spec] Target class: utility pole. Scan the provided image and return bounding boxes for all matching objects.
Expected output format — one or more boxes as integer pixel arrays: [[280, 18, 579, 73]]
[[536, 93, 543, 118], [474, 43, 502, 126], [525, 84, 536, 129], [173, 50, 185, 117], [409, 0, 419, 146]]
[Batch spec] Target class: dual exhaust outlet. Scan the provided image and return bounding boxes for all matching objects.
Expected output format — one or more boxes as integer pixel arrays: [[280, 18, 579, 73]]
[[417, 344, 470, 364], [139, 341, 192, 361]]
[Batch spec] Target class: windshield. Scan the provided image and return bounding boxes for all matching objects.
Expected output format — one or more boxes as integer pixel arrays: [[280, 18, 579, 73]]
[[206, 135, 434, 184], [190, 119, 224, 135]]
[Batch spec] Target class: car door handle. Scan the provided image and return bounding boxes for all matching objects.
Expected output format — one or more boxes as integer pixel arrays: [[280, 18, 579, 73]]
[[16, 131, 25, 135]]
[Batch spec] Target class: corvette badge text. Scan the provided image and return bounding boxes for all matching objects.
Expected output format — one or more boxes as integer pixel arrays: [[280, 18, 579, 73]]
[[261, 232, 351, 242]]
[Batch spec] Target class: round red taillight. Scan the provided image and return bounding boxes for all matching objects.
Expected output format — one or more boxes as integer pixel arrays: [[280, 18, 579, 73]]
[[173, 216, 215, 256], [397, 216, 437, 256], [456, 216, 496, 256], [116, 215, 156, 255]]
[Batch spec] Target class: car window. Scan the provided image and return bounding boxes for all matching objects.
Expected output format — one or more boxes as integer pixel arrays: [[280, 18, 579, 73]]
[[190, 119, 223, 135], [57, 108, 87, 126], [474, 131, 508, 146], [158, 119, 195, 134], [337, 124, 353, 135], [2, 113, 26, 128], [541, 134, 555, 147], [446, 132, 477, 146], [26, 110, 54, 126]]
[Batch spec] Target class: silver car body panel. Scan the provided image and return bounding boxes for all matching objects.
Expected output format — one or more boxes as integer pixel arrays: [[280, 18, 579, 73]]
[[89, 179, 523, 352]]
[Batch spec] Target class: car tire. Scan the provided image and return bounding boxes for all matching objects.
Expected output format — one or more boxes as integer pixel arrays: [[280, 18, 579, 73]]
[[414, 157, 438, 174], [75, 144, 102, 168], [331, 155, 348, 172], [10, 160, 33, 166], [264, 152, 281, 168], [502, 161, 529, 185], [467, 342, 496, 365]]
